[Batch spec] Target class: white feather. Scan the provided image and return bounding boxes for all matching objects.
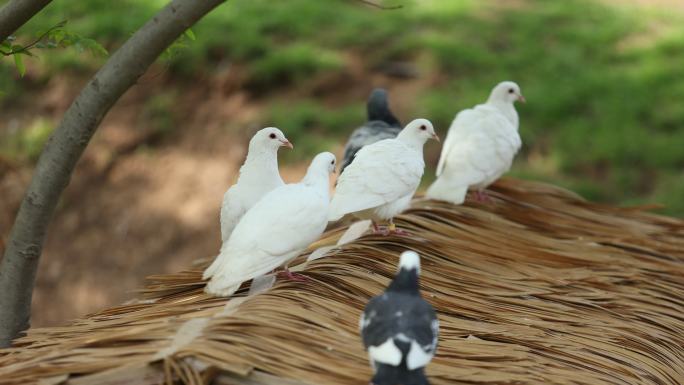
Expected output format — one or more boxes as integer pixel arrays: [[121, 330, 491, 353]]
[[220, 128, 289, 242], [368, 338, 402, 366], [329, 119, 435, 222], [398, 251, 420, 273], [205, 152, 334, 297], [427, 82, 523, 204], [406, 340, 434, 370]]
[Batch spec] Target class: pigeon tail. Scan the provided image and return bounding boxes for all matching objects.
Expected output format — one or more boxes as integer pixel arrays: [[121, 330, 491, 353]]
[[328, 209, 345, 222], [371, 363, 430, 385], [367, 88, 401, 127], [204, 278, 241, 297], [202, 256, 221, 280], [425, 178, 467, 205]]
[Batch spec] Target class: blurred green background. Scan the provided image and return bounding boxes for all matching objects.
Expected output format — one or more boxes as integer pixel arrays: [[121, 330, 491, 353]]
[[1, 0, 683, 326], [3, 0, 684, 214]]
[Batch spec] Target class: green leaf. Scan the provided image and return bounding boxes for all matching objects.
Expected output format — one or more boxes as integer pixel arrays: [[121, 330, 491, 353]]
[[14, 53, 26, 77], [184, 28, 196, 41]]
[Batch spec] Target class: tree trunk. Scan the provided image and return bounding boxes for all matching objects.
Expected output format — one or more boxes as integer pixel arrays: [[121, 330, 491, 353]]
[[0, 0, 54, 43], [0, 0, 227, 347]]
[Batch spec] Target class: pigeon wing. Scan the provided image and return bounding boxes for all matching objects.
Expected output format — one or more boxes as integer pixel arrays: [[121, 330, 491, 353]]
[[330, 139, 423, 220], [404, 299, 439, 363], [361, 295, 403, 366], [361, 294, 438, 369], [361, 295, 396, 349], [437, 106, 518, 188], [234, 184, 328, 257], [341, 122, 401, 172], [206, 184, 328, 285], [219, 186, 247, 242]]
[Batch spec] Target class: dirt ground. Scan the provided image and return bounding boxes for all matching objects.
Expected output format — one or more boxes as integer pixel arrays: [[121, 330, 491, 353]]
[[0, 61, 433, 327]]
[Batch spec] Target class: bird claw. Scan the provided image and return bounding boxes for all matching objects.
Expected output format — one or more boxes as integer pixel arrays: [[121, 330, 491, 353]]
[[372, 222, 411, 236], [473, 190, 493, 203], [278, 269, 309, 282], [371, 222, 389, 235], [388, 222, 411, 236], [389, 228, 411, 236]]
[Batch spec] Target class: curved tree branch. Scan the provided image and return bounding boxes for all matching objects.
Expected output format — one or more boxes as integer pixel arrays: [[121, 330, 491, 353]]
[[0, 0, 226, 347], [0, 0, 54, 44]]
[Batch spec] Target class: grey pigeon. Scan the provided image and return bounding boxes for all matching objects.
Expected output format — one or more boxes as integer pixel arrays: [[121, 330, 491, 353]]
[[340, 88, 401, 173], [360, 251, 439, 385]]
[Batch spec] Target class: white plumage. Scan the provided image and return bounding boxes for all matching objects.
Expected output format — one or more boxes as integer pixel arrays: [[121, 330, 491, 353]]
[[205, 152, 336, 297], [220, 127, 292, 242], [329, 119, 438, 231], [427, 81, 524, 204]]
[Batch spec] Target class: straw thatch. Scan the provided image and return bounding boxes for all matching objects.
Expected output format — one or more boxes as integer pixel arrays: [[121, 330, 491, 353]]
[[0, 178, 682, 385]]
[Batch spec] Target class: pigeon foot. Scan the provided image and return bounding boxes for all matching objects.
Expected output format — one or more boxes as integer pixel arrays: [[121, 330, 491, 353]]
[[474, 190, 493, 203], [372, 221, 390, 235], [388, 221, 410, 236], [278, 268, 309, 282]]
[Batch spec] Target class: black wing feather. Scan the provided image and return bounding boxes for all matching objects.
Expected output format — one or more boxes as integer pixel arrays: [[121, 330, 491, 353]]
[[361, 292, 437, 352], [340, 121, 402, 173]]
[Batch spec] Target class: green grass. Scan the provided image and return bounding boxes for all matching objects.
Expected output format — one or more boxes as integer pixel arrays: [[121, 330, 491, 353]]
[[1, 0, 683, 216], [267, 101, 363, 162]]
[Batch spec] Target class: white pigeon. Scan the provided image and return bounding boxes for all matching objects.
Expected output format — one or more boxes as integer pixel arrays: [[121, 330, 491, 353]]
[[329, 119, 438, 234], [426, 81, 524, 204], [220, 127, 292, 242], [204, 152, 336, 297]]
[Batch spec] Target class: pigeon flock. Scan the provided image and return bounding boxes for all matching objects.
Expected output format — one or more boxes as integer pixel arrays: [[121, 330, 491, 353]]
[[206, 81, 524, 384]]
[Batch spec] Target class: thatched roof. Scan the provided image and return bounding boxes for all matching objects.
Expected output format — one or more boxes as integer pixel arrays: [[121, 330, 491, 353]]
[[0, 178, 682, 385]]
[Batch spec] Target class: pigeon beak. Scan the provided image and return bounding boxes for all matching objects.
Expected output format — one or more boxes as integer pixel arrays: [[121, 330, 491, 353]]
[[432, 133, 440, 142], [517, 94, 526, 103], [281, 140, 294, 149]]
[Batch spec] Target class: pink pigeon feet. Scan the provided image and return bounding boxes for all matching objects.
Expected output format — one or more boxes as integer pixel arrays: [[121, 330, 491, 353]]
[[277, 268, 309, 282], [474, 190, 494, 203], [372, 222, 389, 235], [388, 222, 410, 236], [372, 221, 410, 236], [389, 227, 411, 236]]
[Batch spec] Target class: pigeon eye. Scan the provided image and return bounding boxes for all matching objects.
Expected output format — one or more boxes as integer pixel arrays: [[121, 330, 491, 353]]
[[330, 160, 335, 165], [269, 133, 276, 139], [419, 125, 426, 131], [508, 88, 514, 93]]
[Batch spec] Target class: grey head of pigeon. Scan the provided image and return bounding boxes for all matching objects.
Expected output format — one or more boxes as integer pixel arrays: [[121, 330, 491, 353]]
[[367, 88, 401, 127]]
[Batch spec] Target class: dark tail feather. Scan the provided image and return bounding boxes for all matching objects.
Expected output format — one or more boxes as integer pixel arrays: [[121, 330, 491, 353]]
[[371, 364, 430, 385]]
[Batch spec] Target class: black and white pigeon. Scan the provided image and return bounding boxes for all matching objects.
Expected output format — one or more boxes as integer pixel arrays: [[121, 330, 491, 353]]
[[340, 88, 402, 173], [360, 251, 439, 385]]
